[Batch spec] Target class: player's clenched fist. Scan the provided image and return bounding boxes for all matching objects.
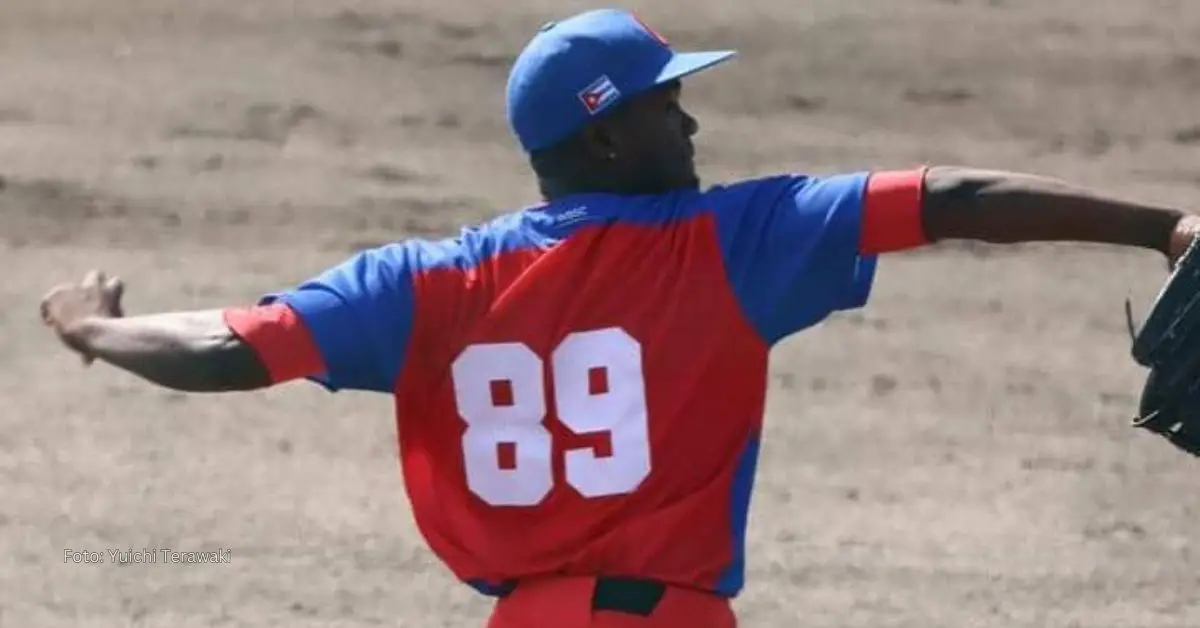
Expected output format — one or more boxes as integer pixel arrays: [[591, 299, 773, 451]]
[[40, 270, 125, 364]]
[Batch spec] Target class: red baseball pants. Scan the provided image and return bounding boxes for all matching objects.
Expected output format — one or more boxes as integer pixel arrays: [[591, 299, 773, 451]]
[[486, 576, 737, 628]]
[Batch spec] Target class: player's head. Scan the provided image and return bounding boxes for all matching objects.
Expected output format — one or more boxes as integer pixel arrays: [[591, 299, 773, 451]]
[[505, 9, 736, 199]]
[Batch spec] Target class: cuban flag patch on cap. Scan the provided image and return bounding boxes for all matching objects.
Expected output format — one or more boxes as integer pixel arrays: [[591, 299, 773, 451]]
[[578, 75, 621, 115]]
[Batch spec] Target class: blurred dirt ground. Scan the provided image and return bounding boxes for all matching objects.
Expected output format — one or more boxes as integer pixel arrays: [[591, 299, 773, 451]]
[[5, 1, 1200, 626]]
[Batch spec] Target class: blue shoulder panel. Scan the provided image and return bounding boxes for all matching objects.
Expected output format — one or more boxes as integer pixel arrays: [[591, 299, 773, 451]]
[[705, 173, 876, 345]]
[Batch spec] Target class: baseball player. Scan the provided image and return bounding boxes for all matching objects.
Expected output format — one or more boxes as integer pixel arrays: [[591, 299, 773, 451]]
[[39, 8, 1200, 628]]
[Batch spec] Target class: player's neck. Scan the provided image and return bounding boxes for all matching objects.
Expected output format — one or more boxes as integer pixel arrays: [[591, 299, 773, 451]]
[[539, 176, 675, 201], [541, 178, 624, 201]]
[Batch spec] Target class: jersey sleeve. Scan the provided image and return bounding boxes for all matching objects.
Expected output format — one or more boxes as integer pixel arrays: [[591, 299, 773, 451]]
[[224, 243, 418, 393], [223, 303, 326, 385], [711, 168, 927, 345]]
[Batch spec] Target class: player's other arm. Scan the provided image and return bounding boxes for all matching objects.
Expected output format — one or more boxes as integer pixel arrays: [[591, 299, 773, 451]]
[[41, 244, 419, 395], [918, 166, 1199, 263], [60, 310, 276, 392], [40, 271, 317, 392]]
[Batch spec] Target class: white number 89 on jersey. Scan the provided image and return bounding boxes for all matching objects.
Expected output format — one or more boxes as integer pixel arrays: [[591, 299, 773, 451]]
[[450, 327, 652, 507]]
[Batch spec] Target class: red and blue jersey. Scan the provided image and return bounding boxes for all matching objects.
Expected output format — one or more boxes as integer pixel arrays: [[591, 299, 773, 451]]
[[224, 169, 927, 598]]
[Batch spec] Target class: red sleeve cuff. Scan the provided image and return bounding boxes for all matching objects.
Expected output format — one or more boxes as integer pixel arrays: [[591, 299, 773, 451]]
[[223, 304, 326, 384], [860, 167, 929, 254]]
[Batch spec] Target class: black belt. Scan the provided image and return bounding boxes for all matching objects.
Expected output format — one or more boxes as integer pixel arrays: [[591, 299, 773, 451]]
[[590, 576, 666, 616]]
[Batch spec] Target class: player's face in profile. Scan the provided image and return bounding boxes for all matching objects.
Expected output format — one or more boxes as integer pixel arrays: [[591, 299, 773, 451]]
[[608, 81, 700, 192]]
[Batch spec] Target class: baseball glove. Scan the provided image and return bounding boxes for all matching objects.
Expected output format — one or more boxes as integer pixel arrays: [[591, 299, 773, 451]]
[[1126, 233, 1200, 456]]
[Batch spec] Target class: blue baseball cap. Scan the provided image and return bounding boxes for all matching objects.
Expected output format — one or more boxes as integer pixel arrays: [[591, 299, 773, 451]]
[[505, 8, 736, 154]]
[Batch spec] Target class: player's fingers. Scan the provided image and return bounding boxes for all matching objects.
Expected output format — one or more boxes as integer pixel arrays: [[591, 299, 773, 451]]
[[105, 276, 125, 316], [105, 275, 124, 301], [39, 285, 68, 325], [81, 269, 105, 289], [41, 284, 66, 302]]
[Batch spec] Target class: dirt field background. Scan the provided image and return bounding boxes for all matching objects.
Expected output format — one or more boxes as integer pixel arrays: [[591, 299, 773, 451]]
[[6, 1, 1200, 626]]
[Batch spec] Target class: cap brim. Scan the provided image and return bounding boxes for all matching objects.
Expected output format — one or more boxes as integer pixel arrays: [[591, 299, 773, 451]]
[[655, 50, 737, 86]]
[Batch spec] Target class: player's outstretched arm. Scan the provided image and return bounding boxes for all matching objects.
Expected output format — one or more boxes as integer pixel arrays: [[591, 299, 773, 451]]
[[40, 270, 272, 393], [920, 166, 1200, 264]]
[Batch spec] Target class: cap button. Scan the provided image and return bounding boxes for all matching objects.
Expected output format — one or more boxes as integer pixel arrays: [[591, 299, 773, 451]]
[[539, 21, 557, 32]]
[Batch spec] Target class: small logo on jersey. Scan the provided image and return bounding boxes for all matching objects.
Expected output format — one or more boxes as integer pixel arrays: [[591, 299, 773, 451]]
[[554, 206, 590, 227], [578, 76, 621, 115]]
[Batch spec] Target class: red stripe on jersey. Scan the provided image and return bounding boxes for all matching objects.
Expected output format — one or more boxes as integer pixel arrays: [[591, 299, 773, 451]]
[[859, 168, 929, 254], [222, 304, 326, 384]]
